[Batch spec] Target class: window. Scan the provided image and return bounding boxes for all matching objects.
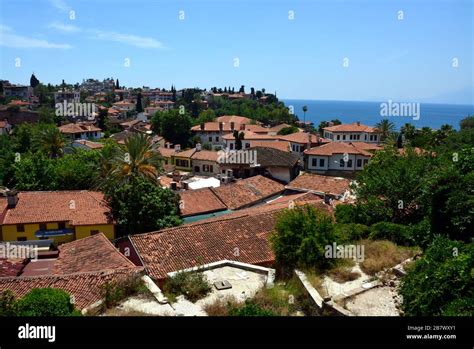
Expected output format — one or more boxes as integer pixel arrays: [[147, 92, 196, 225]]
[[17, 224, 25, 232], [90, 230, 99, 235], [58, 222, 66, 230], [319, 158, 325, 167], [215, 136, 219, 142], [203, 165, 210, 172], [230, 143, 234, 150], [342, 135, 346, 140], [245, 143, 250, 149], [365, 134, 367, 140], [39, 223, 47, 231], [311, 158, 317, 167], [337, 135, 340, 140], [176, 159, 189, 167], [374, 135, 378, 141], [357, 159, 362, 167], [209, 165, 213, 173], [340, 159, 345, 168], [350, 135, 353, 140], [194, 166, 200, 172], [17, 237, 27, 242], [208, 137, 212, 142], [347, 159, 353, 167]]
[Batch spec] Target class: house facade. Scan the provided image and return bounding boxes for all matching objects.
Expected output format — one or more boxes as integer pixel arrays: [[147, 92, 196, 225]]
[[323, 122, 381, 143]]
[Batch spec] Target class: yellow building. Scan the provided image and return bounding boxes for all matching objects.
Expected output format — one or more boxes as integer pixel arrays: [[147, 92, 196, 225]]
[[0, 190, 115, 245]]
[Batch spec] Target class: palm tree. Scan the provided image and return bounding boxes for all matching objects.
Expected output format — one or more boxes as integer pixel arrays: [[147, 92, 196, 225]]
[[400, 123, 416, 140], [302, 105, 308, 124], [103, 133, 162, 188], [375, 119, 396, 142], [37, 127, 65, 158]]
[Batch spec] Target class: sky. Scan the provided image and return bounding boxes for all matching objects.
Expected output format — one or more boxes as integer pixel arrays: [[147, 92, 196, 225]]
[[0, 0, 472, 104]]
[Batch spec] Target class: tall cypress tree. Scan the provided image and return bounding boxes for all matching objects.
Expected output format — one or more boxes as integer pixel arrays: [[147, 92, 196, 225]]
[[30, 73, 40, 88], [136, 92, 143, 113], [116, 79, 120, 89]]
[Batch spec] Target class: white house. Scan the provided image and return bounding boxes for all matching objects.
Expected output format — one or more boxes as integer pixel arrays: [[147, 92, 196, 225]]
[[323, 122, 381, 143], [304, 142, 377, 173]]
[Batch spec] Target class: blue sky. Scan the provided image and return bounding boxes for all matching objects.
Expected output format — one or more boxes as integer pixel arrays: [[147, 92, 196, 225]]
[[0, 0, 472, 104]]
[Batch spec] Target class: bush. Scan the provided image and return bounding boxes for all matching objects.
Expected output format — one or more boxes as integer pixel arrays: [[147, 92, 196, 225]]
[[335, 200, 391, 226], [400, 237, 474, 316], [102, 274, 145, 308], [228, 300, 276, 316], [369, 222, 414, 246], [334, 223, 370, 243], [15, 288, 79, 316], [271, 205, 337, 273], [0, 290, 17, 316], [163, 271, 212, 303]]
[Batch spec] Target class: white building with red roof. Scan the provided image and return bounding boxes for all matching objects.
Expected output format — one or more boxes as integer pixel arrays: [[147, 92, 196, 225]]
[[322, 122, 381, 143]]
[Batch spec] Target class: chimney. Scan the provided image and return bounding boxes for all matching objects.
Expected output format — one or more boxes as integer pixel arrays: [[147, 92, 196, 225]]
[[230, 122, 235, 131], [6, 190, 18, 209], [200, 123, 205, 131], [219, 122, 224, 131], [196, 143, 202, 151], [174, 144, 181, 152], [323, 193, 332, 205], [357, 121, 360, 126]]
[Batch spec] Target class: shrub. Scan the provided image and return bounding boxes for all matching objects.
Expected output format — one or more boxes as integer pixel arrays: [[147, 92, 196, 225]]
[[0, 290, 17, 316], [228, 300, 275, 316], [15, 288, 79, 316], [334, 223, 370, 243], [369, 222, 414, 246], [102, 274, 145, 309], [328, 266, 361, 283], [271, 205, 337, 274], [359, 240, 418, 275], [202, 296, 239, 316], [163, 271, 212, 303], [400, 237, 474, 316]]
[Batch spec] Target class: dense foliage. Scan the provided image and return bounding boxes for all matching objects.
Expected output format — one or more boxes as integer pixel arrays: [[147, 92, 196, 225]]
[[14, 288, 80, 316]]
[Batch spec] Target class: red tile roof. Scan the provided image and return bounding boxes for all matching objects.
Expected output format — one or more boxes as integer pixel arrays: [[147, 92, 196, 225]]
[[249, 141, 291, 152], [129, 199, 332, 281], [323, 122, 378, 133], [210, 175, 285, 210], [2, 191, 112, 226], [276, 132, 326, 145], [304, 142, 373, 157], [216, 115, 253, 124], [0, 258, 27, 277], [73, 140, 104, 149], [190, 150, 219, 162], [286, 173, 351, 197], [179, 188, 227, 217], [222, 130, 276, 140], [53, 233, 136, 275], [0, 269, 143, 310], [157, 147, 196, 159], [59, 123, 101, 134]]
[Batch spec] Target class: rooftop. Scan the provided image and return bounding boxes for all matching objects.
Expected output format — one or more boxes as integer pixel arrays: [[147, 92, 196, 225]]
[[210, 175, 285, 210], [323, 122, 378, 133], [179, 188, 227, 217], [59, 123, 101, 134], [287, 173, 351, 197], [1, 191, 112, 226], [304, 142, 374, 157]]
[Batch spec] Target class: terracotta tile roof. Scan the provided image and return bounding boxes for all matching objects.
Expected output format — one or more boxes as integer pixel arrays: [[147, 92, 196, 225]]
[[2, 191, 112, 226], [244, 147, 300, 168], [0, 258, 26, 277], [269, 192, 323, 204], [190, 150, 219, 162], [179, 188, 227, 217], [286, 173, 351, 197], [129, 199, 332, 280], [59, 123, 101, 134], [323, 122, 378, 133], [304, 142, 373, 157], [211, 175, 285, 210], [0, 269, 143, 310], [276, 132, 325, 145], [350, 142, 383, 151], [244, 124, 268, 133], [191, 122, 236, 132], [53, 233, 136, 275], [216, 115, 253, 124], [73, 140, 104, 149], [249, 141, 291, 152], [172, 148, 196, 159], [222, 130, 277, 140], [267, 123, 302, 133]]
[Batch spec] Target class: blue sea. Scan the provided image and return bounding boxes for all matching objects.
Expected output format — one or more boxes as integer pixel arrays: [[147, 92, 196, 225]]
[[282, 99, 474, 130]]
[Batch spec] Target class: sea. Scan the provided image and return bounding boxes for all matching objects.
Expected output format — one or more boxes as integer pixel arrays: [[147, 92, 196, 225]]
[[282, 99, 474, 130]]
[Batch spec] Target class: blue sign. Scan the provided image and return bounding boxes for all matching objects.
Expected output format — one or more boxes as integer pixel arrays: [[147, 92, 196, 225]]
[[35, 229, 73, 238]]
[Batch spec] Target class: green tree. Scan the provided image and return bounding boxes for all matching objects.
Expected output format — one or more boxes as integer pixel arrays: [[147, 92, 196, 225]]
[[30, 73, 40, 88], [400, 236, 473, 316], [460, 115, 474, 130], [106, 176, 181, 235], [11, 153, 57, 190], [16, 288, 79, 316], [375, 119, 395, 142], [159, 109, 192, 147], [136, 92, 143, 113], [302, 105, 308, 123], [36, 126, 65, 158], [277, 126, 299, 136], [271, 205, 337, 273], [103, 133, 162, 188]]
